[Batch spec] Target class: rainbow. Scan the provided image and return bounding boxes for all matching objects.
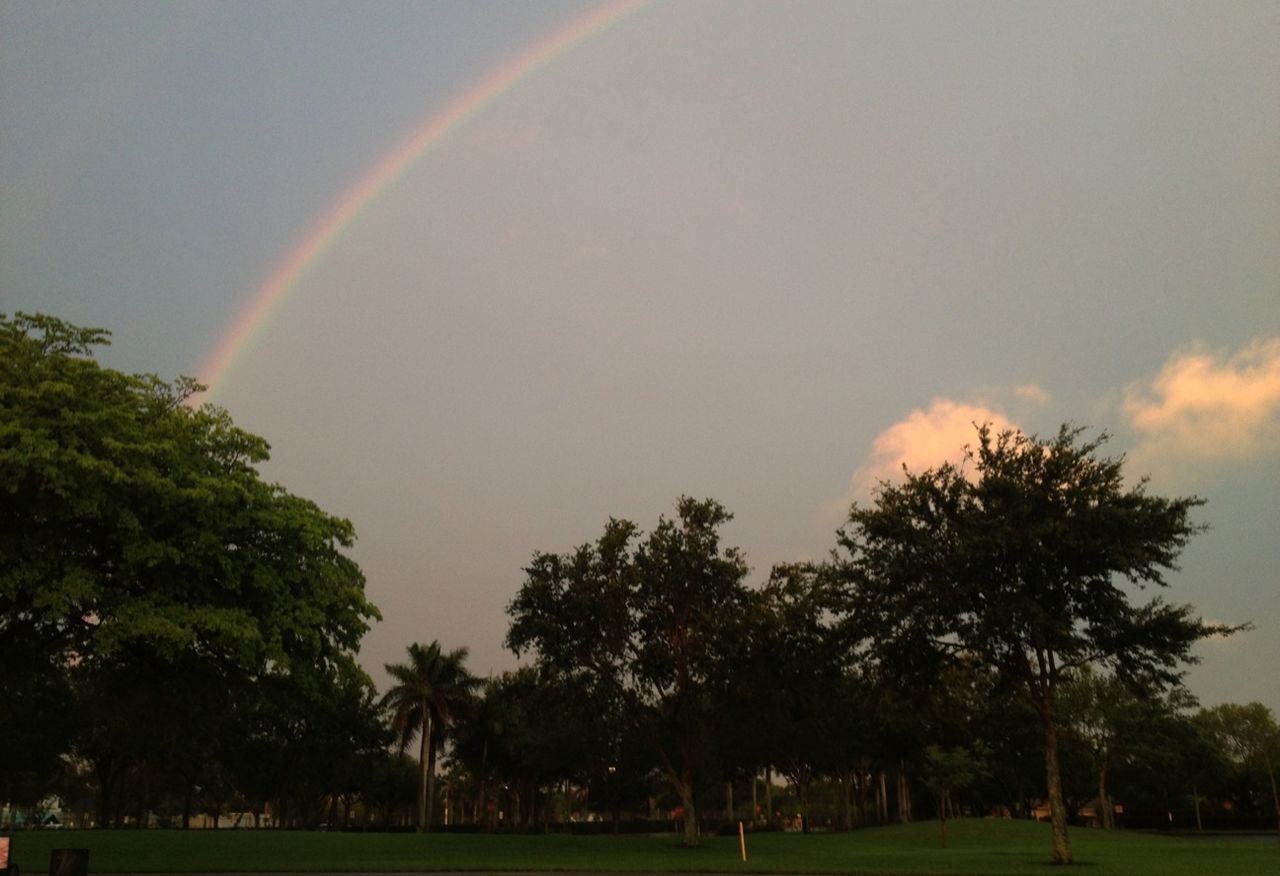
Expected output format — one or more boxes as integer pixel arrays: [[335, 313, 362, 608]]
[[196, 0, 649, 399]]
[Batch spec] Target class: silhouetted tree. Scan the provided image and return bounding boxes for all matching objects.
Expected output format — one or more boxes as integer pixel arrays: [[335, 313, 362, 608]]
[[382, 642, 478, 831], [831, 424, 1233, 864], [508, 498, 750, 846]]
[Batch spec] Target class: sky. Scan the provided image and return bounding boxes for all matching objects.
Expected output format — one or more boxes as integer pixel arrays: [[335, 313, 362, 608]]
[[3, 0, 1277, 712]]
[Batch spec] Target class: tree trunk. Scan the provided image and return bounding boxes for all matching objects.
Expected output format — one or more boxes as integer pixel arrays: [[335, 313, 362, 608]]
[[799, 774, 811, 834], [725, 781, 733, 822], [1040, 711, 1073, 864], [475, 739, 488, 825], [99, 781, 113, 829], [1264, 752, 1280, 838], [939, 788, 948, 848], [897, 763, 912, 824], [1192, 783, 1202, 832], [417, 711, 433, 832], [764, 768, 773, 827], [751, 772, 759, 825], [1097, 760, 1114, 830], [426, 734, 439, 831], [878, 770, 888, 824], [678, 780, 698, 847], [856, 762, 872, 827], [839, 773, 851, 831]]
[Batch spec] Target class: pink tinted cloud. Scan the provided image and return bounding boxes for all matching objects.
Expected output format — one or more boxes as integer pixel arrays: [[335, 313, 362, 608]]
[[848, 399, 1018, 500], [1124, 338, 1280, 466], [1015, 383, 1051, 405]]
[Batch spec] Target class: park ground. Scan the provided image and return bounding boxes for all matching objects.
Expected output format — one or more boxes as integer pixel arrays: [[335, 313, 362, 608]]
[[6, 819, 1278, 875]]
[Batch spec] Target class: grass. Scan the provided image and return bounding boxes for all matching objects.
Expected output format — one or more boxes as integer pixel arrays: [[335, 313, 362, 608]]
[[5, 819, 1278, 875]]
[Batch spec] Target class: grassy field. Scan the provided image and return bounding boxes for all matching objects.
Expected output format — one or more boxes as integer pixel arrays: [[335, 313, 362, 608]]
[[5, 819, 1278, 875]]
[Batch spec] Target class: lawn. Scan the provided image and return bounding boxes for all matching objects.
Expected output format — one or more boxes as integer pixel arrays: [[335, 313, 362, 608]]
[[6, 819, 1277, 875]]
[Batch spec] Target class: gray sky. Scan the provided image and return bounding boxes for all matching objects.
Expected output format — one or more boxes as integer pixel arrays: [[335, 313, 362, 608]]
[[3, 0, 1277, 711]]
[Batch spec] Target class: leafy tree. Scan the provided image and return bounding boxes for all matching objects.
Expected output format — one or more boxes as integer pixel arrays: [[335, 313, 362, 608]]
[[968, 687, 1043, 820], [1176, 711, 1232, 830], [832, 424, 1232, 864], [1, 312, 379, 823], [920, 745, 983, 847], [1202, 702, 1280, 835], [1115, 704, 1228, 830], [449, 678, 510, 827], [351, 749, 418, 829], [507, 497, 750, 846], [1057, 666, 1137, 829], [451, 668, 632, 830], [734, 564, 848, 833], [381, 641, 479, 831], [2, 313, 376, 675], [1058, 665, 1193, 830], [0, 622, 74, 818]]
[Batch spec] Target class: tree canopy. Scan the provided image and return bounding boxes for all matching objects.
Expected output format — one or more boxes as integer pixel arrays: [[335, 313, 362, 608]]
[[2, 312, 380, 822], [507, 497, 750, 846], [1, 312, 378, 675], [832, 423, 1231, 863]]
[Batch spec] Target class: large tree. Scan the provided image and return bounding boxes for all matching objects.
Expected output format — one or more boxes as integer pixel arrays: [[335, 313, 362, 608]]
[[1, 312, 379, 818], [507, 497, 750, 846], [1, 312, 377, 675], [832, 424, 1231, 864], [381, 641, 478, 832]]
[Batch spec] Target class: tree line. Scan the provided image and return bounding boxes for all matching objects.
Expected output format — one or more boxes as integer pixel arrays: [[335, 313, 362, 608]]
[[3, 313, 1277, 865]]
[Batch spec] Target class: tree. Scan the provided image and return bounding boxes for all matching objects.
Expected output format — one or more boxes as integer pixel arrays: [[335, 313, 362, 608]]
[[921, 745, 983, 848], [1, 312, 379, 822], [0, 621, 74, 820], [1116, 704, 1227, 830], [449, 678, 511, 828], [731, 564, 850, 833], [225, 659, 387, 829], [1057, 665, 1190, 830], [2, 313, 377, 674], [381, 641, 479, 832], [451, 667, 633, 830], [1202, 702, 1280, 836], [832, 424, 1232, 864], [507, 497, 750, 846]]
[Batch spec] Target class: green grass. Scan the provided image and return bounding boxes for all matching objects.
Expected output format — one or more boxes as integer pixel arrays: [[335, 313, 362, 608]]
[[6, 819, 1278, 875]]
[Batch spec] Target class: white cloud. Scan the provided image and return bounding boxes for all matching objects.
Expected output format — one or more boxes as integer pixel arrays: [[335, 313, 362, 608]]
[[1015, 383, 1051, 405], [845, 399, 1018, 502], [1123, 338, 1280, 471]]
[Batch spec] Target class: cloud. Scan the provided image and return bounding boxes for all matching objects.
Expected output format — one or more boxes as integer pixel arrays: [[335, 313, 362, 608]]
[[1015, 383, 1051, 405], [845, 399, 1018, 501], [1123, 338, 1280, 470]]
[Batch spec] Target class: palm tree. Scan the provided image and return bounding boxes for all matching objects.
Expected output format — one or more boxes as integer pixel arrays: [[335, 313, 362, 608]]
[[381, 641, 478, 832]]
